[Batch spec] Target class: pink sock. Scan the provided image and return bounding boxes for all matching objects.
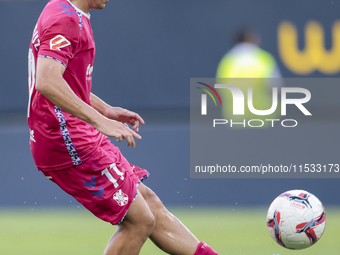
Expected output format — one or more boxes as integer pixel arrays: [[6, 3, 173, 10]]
[[193, 241, 218, 255]]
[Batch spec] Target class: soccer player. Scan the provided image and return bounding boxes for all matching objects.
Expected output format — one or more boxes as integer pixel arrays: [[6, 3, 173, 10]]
[[27, 0, 219, 254]]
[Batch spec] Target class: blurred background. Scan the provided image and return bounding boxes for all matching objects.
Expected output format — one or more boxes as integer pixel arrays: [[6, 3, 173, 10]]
[[1, 1, 340, 253]]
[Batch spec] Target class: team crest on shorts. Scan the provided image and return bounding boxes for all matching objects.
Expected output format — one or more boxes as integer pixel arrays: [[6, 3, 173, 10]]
[[113, 189, 129, 206]]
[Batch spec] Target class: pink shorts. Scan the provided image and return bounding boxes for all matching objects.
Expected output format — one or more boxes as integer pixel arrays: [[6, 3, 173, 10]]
[[42, 144, 149, 225]]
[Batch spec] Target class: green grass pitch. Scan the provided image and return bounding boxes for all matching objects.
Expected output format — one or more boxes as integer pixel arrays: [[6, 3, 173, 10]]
[[0, 207, 339, 254]]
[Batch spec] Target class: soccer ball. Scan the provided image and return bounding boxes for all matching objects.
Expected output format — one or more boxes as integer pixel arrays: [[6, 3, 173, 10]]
[[266, 189, 326, 250]]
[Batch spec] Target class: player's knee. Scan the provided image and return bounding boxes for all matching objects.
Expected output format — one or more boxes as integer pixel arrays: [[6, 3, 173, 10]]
[[146, 211, 156, 233], [119, 211, 155, 239], [136, 210, 155, 237], [141, 185, 165, 210]]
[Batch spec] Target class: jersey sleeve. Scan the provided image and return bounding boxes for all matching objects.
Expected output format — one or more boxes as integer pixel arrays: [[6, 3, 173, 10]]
[[38, 16, 80, 66]]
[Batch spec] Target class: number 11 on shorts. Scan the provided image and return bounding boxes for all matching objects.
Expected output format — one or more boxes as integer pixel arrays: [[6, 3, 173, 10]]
[[101, 163, 124, 188]]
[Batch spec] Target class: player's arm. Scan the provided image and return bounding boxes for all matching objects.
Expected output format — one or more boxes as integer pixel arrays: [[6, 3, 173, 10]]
[[90, 93, 145, 133], [35, 57, 141, 147]]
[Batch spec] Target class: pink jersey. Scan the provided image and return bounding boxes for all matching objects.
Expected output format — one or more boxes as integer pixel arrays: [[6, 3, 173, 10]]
[[28, 0, 111, 171]]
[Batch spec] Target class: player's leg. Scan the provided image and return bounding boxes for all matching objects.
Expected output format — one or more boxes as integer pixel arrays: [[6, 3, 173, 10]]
[[41, 156, 155, 255], [138, 183, 218, 255], [103, 191, 155, 255]]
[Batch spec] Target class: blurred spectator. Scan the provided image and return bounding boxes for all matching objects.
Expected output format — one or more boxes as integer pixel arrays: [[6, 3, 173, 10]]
[[217, 27, 281, 79], [216, 27, 282, 126]]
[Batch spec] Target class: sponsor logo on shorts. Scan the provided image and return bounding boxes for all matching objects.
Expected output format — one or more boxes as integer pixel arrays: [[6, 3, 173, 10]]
[[50, 35, 71, 51], [30, 129, 36, 142], [113, 189, 129, 206], [86, 64, 93, 81]]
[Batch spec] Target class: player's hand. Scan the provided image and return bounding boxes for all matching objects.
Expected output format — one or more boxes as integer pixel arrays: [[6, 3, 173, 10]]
[[105, 107, 145, 133], [94, 116, 141, 148]]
